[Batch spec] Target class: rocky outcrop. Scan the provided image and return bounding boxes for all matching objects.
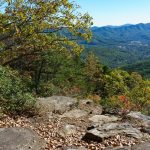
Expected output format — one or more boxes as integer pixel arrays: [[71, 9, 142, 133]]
[[1, 96, 150, 150], [127, 111, 150, 127], [131, 142, 150, 150], [64, 146, 87, 150], [32, 97, 150, 149], [61, 109, 88, 119], [0, 127, 45, 150], [89, 115, 120, 124], [82, 123, 143, 142], [141, 127, 150, 134], [106, 146, 131, 150], [78, 99, 103, 115], [36, 96, 78, 115], [127, 111, 150, 139]]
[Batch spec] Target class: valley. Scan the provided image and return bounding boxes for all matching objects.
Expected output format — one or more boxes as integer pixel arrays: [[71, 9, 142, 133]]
[[82, 23, 150, 78]]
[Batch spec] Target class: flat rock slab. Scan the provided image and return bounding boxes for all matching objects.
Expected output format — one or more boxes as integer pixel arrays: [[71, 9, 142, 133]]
[[127, 112, 150, 121], [106, 146, 131, 150], [131, 142, 150, 150], [36, 96, 78, 114], [61, 109, 88, 119], [58, 124, 77, 137], [82, 123, 143, 142], [63, 146, 87, 150], [89, 115, 120, 124], [0, 127, 45, 150], [127, 112, 150, 127]]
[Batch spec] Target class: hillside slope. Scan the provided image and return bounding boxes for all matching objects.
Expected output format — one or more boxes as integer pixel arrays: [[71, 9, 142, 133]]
[[82, 23, 150, 69], [90, 23, 150, 46], [123, 60, 150, 78]]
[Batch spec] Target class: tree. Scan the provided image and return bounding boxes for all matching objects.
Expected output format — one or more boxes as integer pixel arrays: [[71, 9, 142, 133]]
[[0, 0, 92, 66], [84, 53, 104, 95]]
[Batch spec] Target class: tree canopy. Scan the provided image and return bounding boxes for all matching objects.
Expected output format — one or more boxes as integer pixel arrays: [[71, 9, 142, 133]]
[[0, 0, 92, 65]]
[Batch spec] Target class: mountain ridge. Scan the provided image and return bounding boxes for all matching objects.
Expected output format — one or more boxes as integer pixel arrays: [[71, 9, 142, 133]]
[[82, 23, 150, 78], [92, 23, 150, 30]]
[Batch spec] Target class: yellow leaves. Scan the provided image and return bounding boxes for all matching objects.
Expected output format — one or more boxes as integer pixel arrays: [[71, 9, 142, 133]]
[[6, 0, 12, 5], [81, 32, 92, 41], [62, 0, 69, 5], [1, 0, 92, 65], [20, 12, 26, 21]]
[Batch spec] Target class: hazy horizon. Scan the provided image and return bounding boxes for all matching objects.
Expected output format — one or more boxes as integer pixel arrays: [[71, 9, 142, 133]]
[[76, 0, 150, 26], [92, 22, 150, 27]]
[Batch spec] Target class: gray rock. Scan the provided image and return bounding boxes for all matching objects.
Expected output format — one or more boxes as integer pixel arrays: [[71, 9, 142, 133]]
[[46, 112, 54, 120], [63, 146, 87, 150], [141, 127, 150, 134], [90, 106, 103, 115], [61, 109, 88, 119], [82, 123, 143, 142], [80, 99, 94, 106], [131, 142, 150, 150], [0, 127, 45, 150], [83, 128, 117, 141], [58, 124, 77, 137], [127, 112, 150, 120], [127, 111, 150, 127], [89, 115, 120, 125], [36, 96, 78, 114], [103, 107, 122, 115], [106, 146, 131, 150], [79, 99, 103, 115], [123, 127, 143, 139]]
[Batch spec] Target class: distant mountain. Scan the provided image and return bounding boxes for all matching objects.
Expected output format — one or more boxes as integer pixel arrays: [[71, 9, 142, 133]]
[[101, 24, 133, 28], [82, 23, 150, 72], [91, 26, 99, 30], [90, 23, 150, 46]]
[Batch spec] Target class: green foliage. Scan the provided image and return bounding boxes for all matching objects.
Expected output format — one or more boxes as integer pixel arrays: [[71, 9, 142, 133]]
[[31, 50, 150, 114], [102, 69, 132, 97], [83, 53, 104, 94], [39, 81, 61, 97], [0, 0, 92, 66], [0, 0, 93, 97], [0, 66, 35, 114], [82, 45, 150, 69], [82, 24, 150, 74], [123, 60, 150, 79], [32, 49, 86, 96], [101, 71, 150, 114], [82, 46, 134, 68]]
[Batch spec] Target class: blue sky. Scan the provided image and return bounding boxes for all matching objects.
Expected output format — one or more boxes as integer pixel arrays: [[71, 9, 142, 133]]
[[75, 0, 150, 26]]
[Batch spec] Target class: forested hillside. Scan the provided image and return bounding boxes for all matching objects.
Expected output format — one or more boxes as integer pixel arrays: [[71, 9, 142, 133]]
[[82, 23, 150, 68], [123, 60, 150, 78]]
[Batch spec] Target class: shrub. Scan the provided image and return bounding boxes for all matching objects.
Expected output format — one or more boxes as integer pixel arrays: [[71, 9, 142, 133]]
[[0, 66, 35, 114], [39, 81, 61, 97], [100, 70, 150, 115], [102, 95, 134, 114]]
